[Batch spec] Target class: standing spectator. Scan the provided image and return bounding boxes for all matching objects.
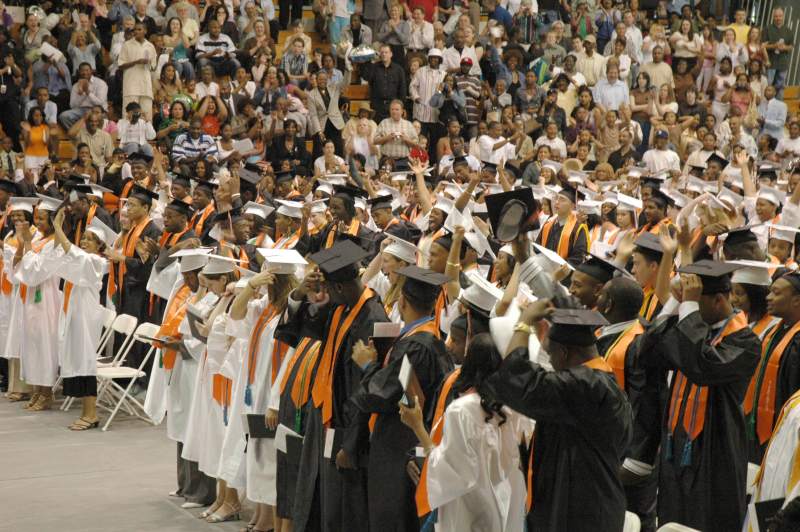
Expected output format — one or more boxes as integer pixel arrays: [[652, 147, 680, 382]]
[[0, 51, 22, 150], [576, 35, 607, 87], [758, 85, 787, 141], [455, 57, 482, 140], [410, 48, 446, 156], [442, 29, 481, 77], [29, 47, 72, 112], [67, 30, 102, 76], [340, 14, 373, 57], [308, 70, 346, 158], [279, 37, 310, 86], [21, 12, 51, 64], [133, 0, 158, 36], [59, 63, 109, 129], [163, 17, 196, 82], [361, 45, 407, 122], [21, 107, 51, 171], [408, 7, 435, 53], [118, 22, 157, 121], [593, 63, 629, 111], [727, 8, 751, 45], [117, 102, 157, 156], [763, 7, 794, 98], [109, 0, 136, 25], [375, 100, 419, 160], [196, 19, 240, 77], [640, 46, 674, 92], [594, 0, 620, 53], [377, 5, 410, 66]]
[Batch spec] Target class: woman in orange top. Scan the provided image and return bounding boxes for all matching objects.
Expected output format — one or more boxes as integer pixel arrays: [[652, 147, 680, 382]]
[[21, 106, 50, 171]]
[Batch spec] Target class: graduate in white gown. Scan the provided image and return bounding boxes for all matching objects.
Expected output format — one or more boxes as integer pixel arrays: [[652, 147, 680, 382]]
[[361, 236, 420, 326], [1, 198, 37, 401], [229, 254, 302, 532], [51, 209, 111, 430], [400, 333, 530, 532], [181, 254, 242, 524], [12, 196, 63, 412], [745, 389, 800, 531]]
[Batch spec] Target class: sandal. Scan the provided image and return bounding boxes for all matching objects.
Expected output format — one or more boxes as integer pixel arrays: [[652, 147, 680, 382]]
[[30, 394, 52, 411], [6, 392, 30, 402], [23, 393, 40, 410], [239, 525, 255, 532], [199, 503, 223, 519], [69, 417, 100, 431], [206, 506, 241, 523]]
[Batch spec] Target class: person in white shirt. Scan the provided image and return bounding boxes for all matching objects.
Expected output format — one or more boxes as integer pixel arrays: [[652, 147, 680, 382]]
[[478, 121, 519, 164], [117, 21, 157, 120], [196, 19, 240, 77], [776, 120, 800, 158], [408, 7, 434, 51], [117, 102, 157, 156], [411, 49, 446, 139], [195, 65, 220, 100], [534, 121, 568, 159], [642, 129, 680, 173]]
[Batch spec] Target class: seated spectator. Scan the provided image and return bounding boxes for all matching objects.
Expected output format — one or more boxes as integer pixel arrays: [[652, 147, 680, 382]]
[[59, 63, 109, 130], [171, 116, 220, 170], [68, 111, 114, 170], [196, 19, 240, 77], [117, 102, 157, 156], [280, 37, 310, 86]]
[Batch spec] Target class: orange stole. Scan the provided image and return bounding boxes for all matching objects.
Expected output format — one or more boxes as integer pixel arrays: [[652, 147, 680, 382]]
[[640, 288, 660, 321], [752, 389, 800, 494], [190, 203, 215, 236], [212, 372, 233, 424], [368, 319, 441, 432], [244, 304, 286, 406], [602, 321, 645, 390], [311, 288, 375, 425], [155, 285, 191, 370], [2, 233, 28, 300], [415, 367, 461, 517], [107, 217, 151, 302], [638, 217, 672, 236], [148, 227, 189, 314], [324, 218, 360, 249], [666, 312, 749, 463], [744, 320, 800, 444], [538, 214, 587, 259], [281, 338, 323, 410]]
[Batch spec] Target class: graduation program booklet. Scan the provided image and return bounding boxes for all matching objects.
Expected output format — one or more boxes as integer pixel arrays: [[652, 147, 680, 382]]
[[399, 355, 426, 411], [244, 414, 277, 439], [371, 322, 402, 361]]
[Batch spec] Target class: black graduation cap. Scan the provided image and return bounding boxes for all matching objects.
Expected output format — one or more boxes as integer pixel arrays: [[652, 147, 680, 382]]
[[0, 180, 18, 194], [722, 225, 759, 247], [450, 311, 490, 335], [647, 187, 673, 209], [67, 184, 93, 197], [504, 163, 521, 181], [333, 185, 367, 205], [688, 165, 706, 177], [295, 165, 309, 178], [165, 198, 194, 217], [239, 166, 262, 186], [757, 169, 779, 182], [171, 173, 191, 188], [213, 207, 244, 225], [558, 185, 578, 204], [780, 271, 800, 293], [575, 254, 628, 284], [309, 240, 370, 282], [130, 184, 159, 204], [128, 152, 153, 165], [482, 161, 498, 173], [274, 170, 294, 184], [547, 308, 609, 347], [484, 188, 539, 242], [706, 153, 728, 168], [677, 260, 741, 294], [394, 157, 411, 172], [367, 195, 394, 211], [633, 232, 664, 260], [191, 177, 218, 194], [397, 265, 449, 306], [452, 155, 469, 168]]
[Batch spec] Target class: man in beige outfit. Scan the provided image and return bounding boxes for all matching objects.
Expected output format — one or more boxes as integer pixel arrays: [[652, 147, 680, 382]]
[[118, 22, 157, 120]]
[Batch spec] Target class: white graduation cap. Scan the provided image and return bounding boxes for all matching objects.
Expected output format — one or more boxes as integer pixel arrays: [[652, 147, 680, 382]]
[[717, 188, 744, 209], [355, 196, 367, 211], [616, 192, 643, 212], [310, 199, 328, 215], [532, 242, 574, 272], [390, 172, 410, 182], [201, 254, 242, 275], [89, 183, 113, 198], [36, 194, 62, 212], [758, 185, 786, 206], [316, 180, 335, 196], [664, 190, 690, 209], [172, 247, 213, 273], [728, 259, 774, 286], [257, 248, 308, 274], [687, 176, 716, 194], [322, 174, 348, 185], [766, 223, 800, 243], [234, 266, 257, 289], [499, 244, 513, 256], [432, 195, 454, 215], [627, 167, 644, 178], [578, 186, 599, 201], [383, 236, 420, 265], [481, 183, 505, 196], [443, 182, 464, 199], [8, 197, 37, 213], [377, 183, 402, 200], [567, 171, 587, 185], [577, 199, 602, 215], [650, 169, 671, 182], [460, 270, 503, 314], [468, 200, 488, 214], [243, 201, 275, 220], [275, 199, 304, 219], [86, 217, 119, 248], [724, 172, 744, 190], [705, 194, 731, 212], [603, 191, 619, 206], [598, 180, 624, 191], [542, 160, 562, 174]]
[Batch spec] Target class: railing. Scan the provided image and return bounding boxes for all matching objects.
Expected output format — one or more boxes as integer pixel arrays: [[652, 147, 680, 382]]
[[742, 0, 800, 84]]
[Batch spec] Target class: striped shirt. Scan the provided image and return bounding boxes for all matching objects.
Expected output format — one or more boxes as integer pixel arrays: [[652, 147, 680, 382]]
[[455, 74, 482, 124], [410, 66, 445, 123], [171, 133, 220, 162], [376, 118, 418, 159]]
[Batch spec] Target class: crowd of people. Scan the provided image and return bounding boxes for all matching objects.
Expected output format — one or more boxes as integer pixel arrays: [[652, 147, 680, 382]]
[[4, 0, 800, 531]]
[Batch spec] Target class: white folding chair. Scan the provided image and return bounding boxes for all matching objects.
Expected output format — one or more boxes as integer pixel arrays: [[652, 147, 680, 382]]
[[60, 308, 117, 410], [747, 462, 760, 496], [97, 322, 161, 431], [623, 511, 641, 532], [657, 523, 701, 531]]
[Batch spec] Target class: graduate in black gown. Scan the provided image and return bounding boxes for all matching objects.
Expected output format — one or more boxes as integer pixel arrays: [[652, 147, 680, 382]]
[[483, 304, 632, 532], [638, 260, 760, 532], [350, 266, 452, 532], [296, 185, 376, 257], [595, 276, 664, 532], [283, 240, 389, 532], [534, 186, 589, 267]]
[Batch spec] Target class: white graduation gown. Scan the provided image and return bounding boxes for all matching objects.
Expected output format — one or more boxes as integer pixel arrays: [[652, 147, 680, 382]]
[[2, 232, 36, 360], [14, 238, 61, 387], [55, 246, 107, 378], [216, 324, 249, 490], [425, 393, 530, 532], [367, 272, 403, 325], [177, 314, 210, 454], [166, 313, 203, 443]]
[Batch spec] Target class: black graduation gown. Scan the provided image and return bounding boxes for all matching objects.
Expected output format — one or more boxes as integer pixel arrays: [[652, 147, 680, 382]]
[[483, 349, 632, 532], [639, 311, 760, 532], [535, 217, 588, 267], [746, 323, 800, 463], [274, 336, 324, 519], [283, 294, 389, 532], [350, 327, 450, 532], [115, 220, 162, 373], [296, 221, 376, 258]]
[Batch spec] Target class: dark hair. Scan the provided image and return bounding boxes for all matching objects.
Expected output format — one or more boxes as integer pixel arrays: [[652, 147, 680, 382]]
[[26, 105, 44, 124], [740, 282, 769, 323], [606, 277, 644, 321], [454, 333, 507, 425]]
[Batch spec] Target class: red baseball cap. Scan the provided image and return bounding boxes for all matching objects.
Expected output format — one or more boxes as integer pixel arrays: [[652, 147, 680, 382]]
[[460, 57, 474, 66]]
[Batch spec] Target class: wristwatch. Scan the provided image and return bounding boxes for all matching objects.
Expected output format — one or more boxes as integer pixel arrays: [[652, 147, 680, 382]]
[[513, 322, 534, 335]]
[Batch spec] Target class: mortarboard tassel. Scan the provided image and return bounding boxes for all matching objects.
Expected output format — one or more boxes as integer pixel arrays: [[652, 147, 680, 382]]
[[34, 287, 42, 304], [295, 410, 303, 434], [244, 384, 252, 407], [223, 405, 229, 426], [680, 440, 692, 467]]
